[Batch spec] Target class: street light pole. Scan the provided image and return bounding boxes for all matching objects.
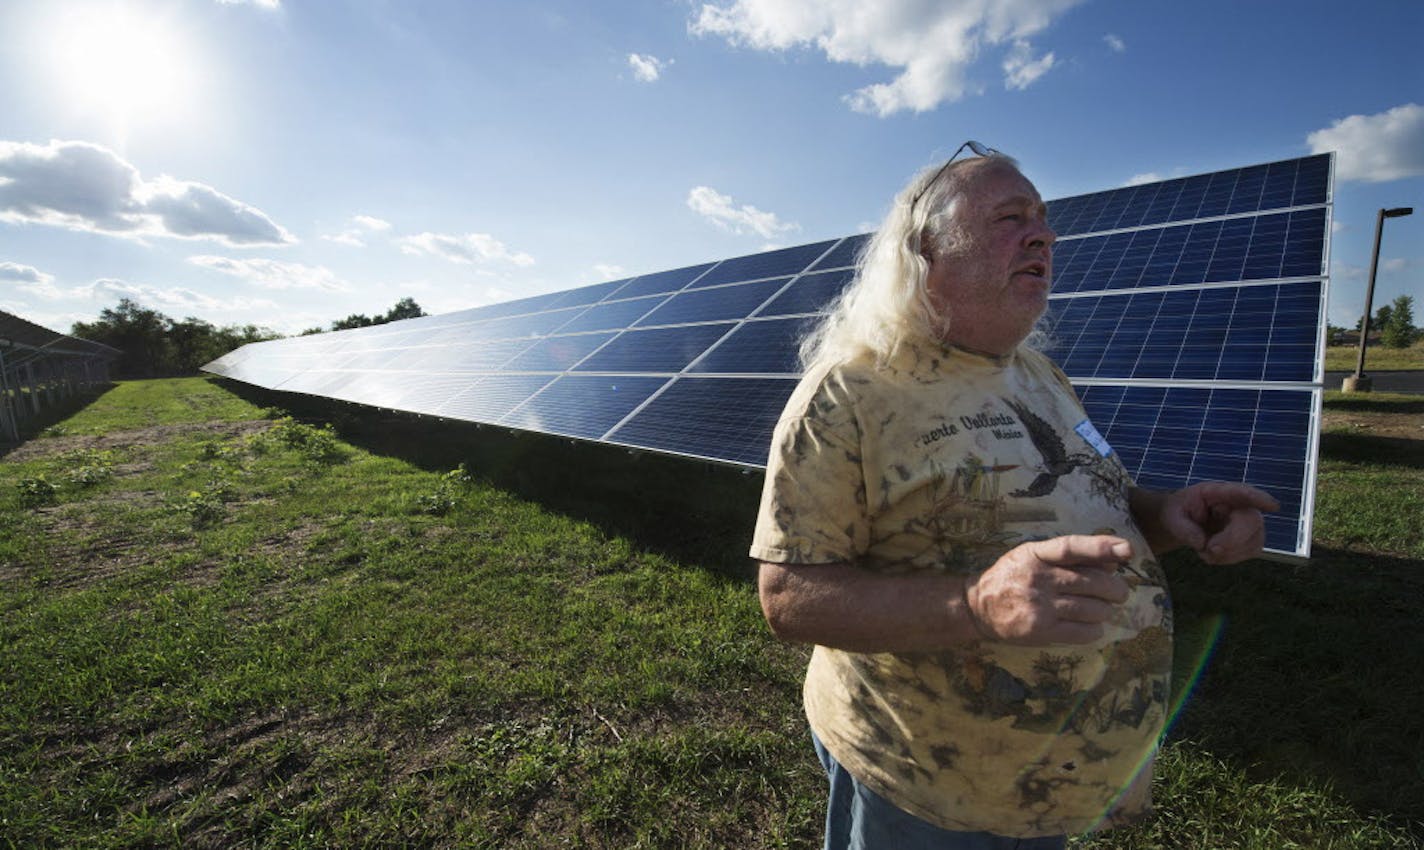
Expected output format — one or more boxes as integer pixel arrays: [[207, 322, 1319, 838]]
[[1344, 206, 1414, 393]]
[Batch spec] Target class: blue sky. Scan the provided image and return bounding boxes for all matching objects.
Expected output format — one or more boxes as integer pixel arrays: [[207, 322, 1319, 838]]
[[1, 0, 1420, 336]]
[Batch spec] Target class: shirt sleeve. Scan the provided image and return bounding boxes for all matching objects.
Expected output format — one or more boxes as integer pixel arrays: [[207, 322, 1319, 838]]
[[749, 378, 869, 565]]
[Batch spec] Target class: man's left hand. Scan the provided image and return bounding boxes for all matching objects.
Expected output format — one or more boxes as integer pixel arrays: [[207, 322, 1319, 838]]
[[1155, 482, 1280, 564]]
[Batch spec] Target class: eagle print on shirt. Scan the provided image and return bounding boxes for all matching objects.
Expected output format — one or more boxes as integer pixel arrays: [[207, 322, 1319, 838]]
[[1002, 397, 1132, 512]]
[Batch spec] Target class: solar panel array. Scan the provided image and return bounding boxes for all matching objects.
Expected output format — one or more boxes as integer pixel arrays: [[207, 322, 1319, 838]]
[[205, 153, 1332, 557]]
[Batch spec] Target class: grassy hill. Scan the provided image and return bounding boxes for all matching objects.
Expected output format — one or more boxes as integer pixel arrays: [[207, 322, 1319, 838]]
[[2, 378, 1420, 848]]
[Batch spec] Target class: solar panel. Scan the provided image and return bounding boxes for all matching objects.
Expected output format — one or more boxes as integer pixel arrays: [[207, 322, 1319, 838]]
[[204, 153, 1332, 558]]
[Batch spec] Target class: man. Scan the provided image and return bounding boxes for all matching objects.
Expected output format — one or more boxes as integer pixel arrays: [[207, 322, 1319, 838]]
[[750, 145, 1277, 849]]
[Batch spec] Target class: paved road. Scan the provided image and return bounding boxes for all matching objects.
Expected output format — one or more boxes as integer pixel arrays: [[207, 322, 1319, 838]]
[[1324, 370, 1424, 394]]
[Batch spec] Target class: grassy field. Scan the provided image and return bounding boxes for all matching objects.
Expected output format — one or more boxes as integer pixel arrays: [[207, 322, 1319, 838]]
[[1324, 339, 1424, 372], [1, 377, 1420, 849]]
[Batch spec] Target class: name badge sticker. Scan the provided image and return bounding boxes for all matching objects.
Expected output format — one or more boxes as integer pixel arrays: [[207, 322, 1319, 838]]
[[1074, 419, 1114, 457]]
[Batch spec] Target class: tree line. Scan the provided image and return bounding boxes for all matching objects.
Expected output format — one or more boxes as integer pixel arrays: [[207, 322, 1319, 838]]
[[70, 292, 1416, 382], [70, 297, 428, 379], [1362, 294, 1418, 349], [1328, 295, 1418, 348]]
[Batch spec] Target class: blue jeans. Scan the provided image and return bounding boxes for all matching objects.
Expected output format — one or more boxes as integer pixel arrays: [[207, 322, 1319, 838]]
[[814, 733, 1068, 850]]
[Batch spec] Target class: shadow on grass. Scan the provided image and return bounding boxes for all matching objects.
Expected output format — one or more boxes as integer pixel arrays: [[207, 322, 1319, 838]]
[[1319, 431, 1424, 469], [1165, 545, 1424, 830], [216, 380, 1423, 830], [0, 384, 116, 460], [214, 379, 765, 581], [1322, 395, 1424, 414]]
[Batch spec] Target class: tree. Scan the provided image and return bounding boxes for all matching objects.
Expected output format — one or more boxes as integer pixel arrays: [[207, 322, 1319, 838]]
[[71, 298, 173, 378], [70, 295, 423, 376], [330, 313, 375, 331], [1374, 303, 1394, 334], [328, 297, 427, 331], [1381, 294, 1417, 349], [167, 317, 219, 372], [382, 297, 427, 323], [1357, 304, 1393, 333], [72, 299, 280, 378]]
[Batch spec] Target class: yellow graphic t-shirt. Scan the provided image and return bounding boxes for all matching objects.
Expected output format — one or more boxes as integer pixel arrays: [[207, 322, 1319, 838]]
[[750, 341, 1171, 837]]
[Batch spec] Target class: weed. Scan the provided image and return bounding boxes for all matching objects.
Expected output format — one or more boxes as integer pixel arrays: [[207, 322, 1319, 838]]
[[260, 416, 347, 465], [176, 489, 225, 526], [413, 490, 457, 515], [56, 448, 118, 488], [16, 475, 58, 508], [66, 464, 114, 487], [166, 477, 234, 528], [411, 464, 472, 515], [198, 440, 241, 461], [444, 462, 474, 486]]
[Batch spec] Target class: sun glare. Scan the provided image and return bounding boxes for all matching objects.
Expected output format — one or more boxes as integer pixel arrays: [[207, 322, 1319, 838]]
[[47, 3, 200, 133]]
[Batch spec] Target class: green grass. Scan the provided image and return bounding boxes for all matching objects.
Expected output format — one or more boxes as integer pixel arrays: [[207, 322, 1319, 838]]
[[1314, 392, 1424, 559], [1325, 339, 1424, 372], [1, 378, 1420, 848]]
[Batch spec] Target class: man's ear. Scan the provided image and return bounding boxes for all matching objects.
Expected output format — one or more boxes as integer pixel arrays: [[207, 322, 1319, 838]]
[[916, 230, 935, 263]]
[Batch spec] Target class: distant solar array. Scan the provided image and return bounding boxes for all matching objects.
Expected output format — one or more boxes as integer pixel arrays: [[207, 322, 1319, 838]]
[[206, 154, 1332, 557], [1, 310, 120, 442]]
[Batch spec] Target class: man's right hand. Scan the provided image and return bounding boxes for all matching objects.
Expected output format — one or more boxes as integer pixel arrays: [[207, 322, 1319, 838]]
[[964, 535, 1133, 645]]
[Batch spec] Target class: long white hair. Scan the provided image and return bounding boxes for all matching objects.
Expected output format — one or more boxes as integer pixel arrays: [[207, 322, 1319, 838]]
[[798, 153, 1024, 372]]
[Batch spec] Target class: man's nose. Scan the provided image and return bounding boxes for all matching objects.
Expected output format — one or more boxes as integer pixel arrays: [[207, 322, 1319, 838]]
[[1026, 219, 1056, 250]]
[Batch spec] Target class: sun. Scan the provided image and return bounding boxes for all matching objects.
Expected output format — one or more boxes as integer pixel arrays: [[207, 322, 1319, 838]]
[[46, 2, 200, 133]]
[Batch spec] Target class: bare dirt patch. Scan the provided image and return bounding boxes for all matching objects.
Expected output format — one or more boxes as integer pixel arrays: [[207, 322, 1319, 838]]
[[3, 420, 271, 464], [1321, 409, 1424, 440]]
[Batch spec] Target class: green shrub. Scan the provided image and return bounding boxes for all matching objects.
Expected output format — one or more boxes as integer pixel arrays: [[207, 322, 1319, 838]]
[[257, 416, 346, 464], [412, 464, 473, 516], [59, 448, 116, 487], [414, 490, 457, 516], [17, 476, 58, 508], [198, 440, 241, 461], [66, 465, 113, 487], [172, 488, 226, 527]]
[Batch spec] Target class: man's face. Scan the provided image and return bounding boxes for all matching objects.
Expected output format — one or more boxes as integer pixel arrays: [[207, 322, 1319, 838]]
[[924, 160, 1055, 355]]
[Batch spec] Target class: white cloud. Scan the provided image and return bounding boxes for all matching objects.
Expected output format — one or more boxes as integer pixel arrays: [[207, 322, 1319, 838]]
[[593, 263, 626, 280], [628, 53, 669, 82], [687, 185, 799, 239], [1125, 172, 1163, 187], [1328, 258, 1415, 284], [352, 215, 391, 231], [216, 0, 280, 9], [1104, 33, 1125, 52], [0, 261, 52, 286], [1002, 40, 1055, 91], [690, 0, 1082, 116], [324, 232, 365, 248], [397, 232, 535, 267], [1307, 103, 1424, 183], [1331, 261, 1365, 282], [0, 139, 293, 246], [0, 261, 61, 298], [77, 278, 278, 314], [323, 214, 393, 247], [188, 255, 350, 290]]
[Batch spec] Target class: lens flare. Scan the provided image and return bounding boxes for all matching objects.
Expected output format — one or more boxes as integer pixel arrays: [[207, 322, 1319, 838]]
[[1087, 613, 1229, 831]]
